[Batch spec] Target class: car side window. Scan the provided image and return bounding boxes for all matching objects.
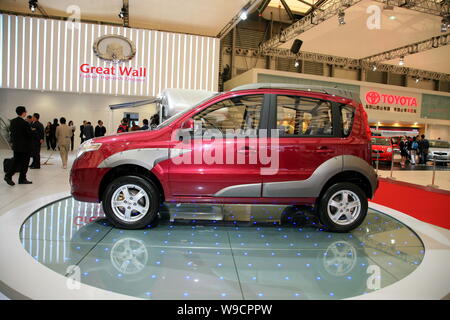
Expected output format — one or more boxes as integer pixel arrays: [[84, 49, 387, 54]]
[[193, 95, 263, 134], [276, 95, 333, 137], [341, 105, 355, 137]]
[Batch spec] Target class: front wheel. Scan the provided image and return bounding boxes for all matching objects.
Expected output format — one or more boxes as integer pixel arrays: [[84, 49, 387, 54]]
[[316, 183, 368, 233], [102, 175, 160, 229]]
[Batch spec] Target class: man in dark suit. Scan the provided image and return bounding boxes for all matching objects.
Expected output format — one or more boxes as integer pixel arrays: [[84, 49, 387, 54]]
[[30, 113, 44, 169], [80, 120, 87, 144], [4, 106, 33, 186], [83, 122, 94, 140], [94, 120, 106, 137]]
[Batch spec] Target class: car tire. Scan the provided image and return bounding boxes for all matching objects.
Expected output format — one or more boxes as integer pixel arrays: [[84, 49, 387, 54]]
[[316, 182, 368, 233], [102, 175, 160, 229]]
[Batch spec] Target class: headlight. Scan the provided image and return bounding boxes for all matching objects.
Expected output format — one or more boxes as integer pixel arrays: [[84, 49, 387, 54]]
[[387, 148, 392, 152], [76, 140, 102, 158]]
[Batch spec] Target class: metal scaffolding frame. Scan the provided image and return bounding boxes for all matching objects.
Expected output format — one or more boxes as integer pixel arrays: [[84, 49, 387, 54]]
[[258, 0, 363, 52], [216, 0, 265, 39], [373, 0, 450, 16], [222, 45, 450, 81], [258, 0, 449, 53], [362, 32, 450, 63]]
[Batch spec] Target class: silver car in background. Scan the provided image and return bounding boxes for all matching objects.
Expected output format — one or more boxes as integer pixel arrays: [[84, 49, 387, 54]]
[[427, 140, 450, 164]]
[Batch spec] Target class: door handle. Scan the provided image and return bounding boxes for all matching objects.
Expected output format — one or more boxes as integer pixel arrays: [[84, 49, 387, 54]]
[[315, 147, 334, 153]]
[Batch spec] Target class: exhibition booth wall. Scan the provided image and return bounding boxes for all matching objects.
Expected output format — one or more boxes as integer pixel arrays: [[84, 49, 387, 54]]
[[224, 68, 450, 140], [0, 13, 220, 96], [0, 12, 221, 149]]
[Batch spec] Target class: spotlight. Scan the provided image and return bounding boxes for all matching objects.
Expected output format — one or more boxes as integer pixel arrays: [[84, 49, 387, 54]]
[[294, 60, 300, 68], [290, 39, 303, 54], [415, 77, 420, 83], [371, 64, 377, 71], [338, 10, 345, 25], [29, 0, 38, 13], [399, 56, 404, 66], [388, 15, 396, 20], [240, 11, 248, 20]]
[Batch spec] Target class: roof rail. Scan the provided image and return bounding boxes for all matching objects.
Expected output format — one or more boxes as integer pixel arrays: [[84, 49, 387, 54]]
[[230, 83, 361, 103]]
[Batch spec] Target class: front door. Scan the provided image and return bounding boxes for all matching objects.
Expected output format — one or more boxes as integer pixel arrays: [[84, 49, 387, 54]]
[[169, 94, 268, 198]]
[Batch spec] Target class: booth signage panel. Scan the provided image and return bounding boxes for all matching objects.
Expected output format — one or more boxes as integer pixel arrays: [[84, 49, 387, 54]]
[[0, 14, 219, 97], [360, 86, 422, 116]]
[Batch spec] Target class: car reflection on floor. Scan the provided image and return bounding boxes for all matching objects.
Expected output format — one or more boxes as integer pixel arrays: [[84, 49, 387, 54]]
[[20, 197, 424, 299]]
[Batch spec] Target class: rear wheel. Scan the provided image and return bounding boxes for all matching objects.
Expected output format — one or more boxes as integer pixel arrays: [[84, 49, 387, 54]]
[[102, 175, 160, 229], [317, 182, 368, 233]]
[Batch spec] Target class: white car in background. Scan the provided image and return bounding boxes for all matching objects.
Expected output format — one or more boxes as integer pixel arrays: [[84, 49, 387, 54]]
[[427, 140, 450, 165]]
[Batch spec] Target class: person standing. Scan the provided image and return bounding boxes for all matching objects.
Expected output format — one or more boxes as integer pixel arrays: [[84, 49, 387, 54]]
[[29, 113, 44, 169], [150, 113, 159, 129], [117, 118, 129, 133], [140, 119, 149, 131], [94, 120, 106, 137], [83, 121, 94, 140], [44, 122, 52, 150], [4, 106, 33, 186], [420, 134, 430, 165], [80, 120, 87, 144], [50, 118, 59, 150], [410, 136, 419, 165], [55, 117, 73, 169], [130, 121, 140, 131], [399, 136, 409, 169], [68, 121, 76, 151]]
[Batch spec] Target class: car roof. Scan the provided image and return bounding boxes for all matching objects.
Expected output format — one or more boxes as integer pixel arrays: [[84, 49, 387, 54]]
[[230, 83, 361, 103]]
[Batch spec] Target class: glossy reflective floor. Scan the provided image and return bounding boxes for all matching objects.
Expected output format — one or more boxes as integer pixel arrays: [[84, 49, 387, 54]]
[[20, 198, 425, 300]]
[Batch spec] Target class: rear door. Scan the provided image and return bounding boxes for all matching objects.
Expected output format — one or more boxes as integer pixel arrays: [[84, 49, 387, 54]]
[[261, 92, 344, 198]]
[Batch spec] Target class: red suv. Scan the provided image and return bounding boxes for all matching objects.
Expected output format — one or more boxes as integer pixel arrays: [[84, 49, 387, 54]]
[[70, 84, 378, 232]]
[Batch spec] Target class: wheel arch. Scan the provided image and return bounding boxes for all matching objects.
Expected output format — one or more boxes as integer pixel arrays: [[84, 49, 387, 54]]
[[98, 164, 165, 202], [318, 170, 373, 202]]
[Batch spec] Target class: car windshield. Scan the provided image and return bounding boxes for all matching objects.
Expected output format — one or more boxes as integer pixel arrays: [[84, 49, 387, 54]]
[[429, 140, 450, 148], [156, 93, 220, 130], [371, 137, 390, 146]]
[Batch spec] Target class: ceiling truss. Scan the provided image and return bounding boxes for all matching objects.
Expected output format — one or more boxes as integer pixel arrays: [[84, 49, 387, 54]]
[[373, 0, 450, 16], [258, 0, 449, 53], [217, 0, 265, 38], [362, 32, 450, 63], [258, 0, 363, 52], [222, 45, 450, 81]]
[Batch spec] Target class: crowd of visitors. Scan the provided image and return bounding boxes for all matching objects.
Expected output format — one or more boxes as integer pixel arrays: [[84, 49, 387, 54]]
[[399, 134, 430, 168], [3, 108, 158, 186]]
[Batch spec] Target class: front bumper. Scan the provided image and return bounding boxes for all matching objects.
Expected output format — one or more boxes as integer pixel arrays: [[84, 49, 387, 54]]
[[427, 154, 450, 162], [70, 167, 110, 202], [70, 153, 110, 203]]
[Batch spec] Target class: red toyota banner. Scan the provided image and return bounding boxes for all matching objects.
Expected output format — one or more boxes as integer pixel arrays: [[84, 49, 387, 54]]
[[360, 86, 422, 118]]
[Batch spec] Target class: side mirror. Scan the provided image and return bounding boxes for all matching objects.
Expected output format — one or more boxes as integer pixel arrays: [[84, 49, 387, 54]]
[[181, 118, 194, 130]]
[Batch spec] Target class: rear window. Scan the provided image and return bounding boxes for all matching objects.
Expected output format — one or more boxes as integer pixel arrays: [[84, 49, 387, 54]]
[[276, 95, 333, 136]]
